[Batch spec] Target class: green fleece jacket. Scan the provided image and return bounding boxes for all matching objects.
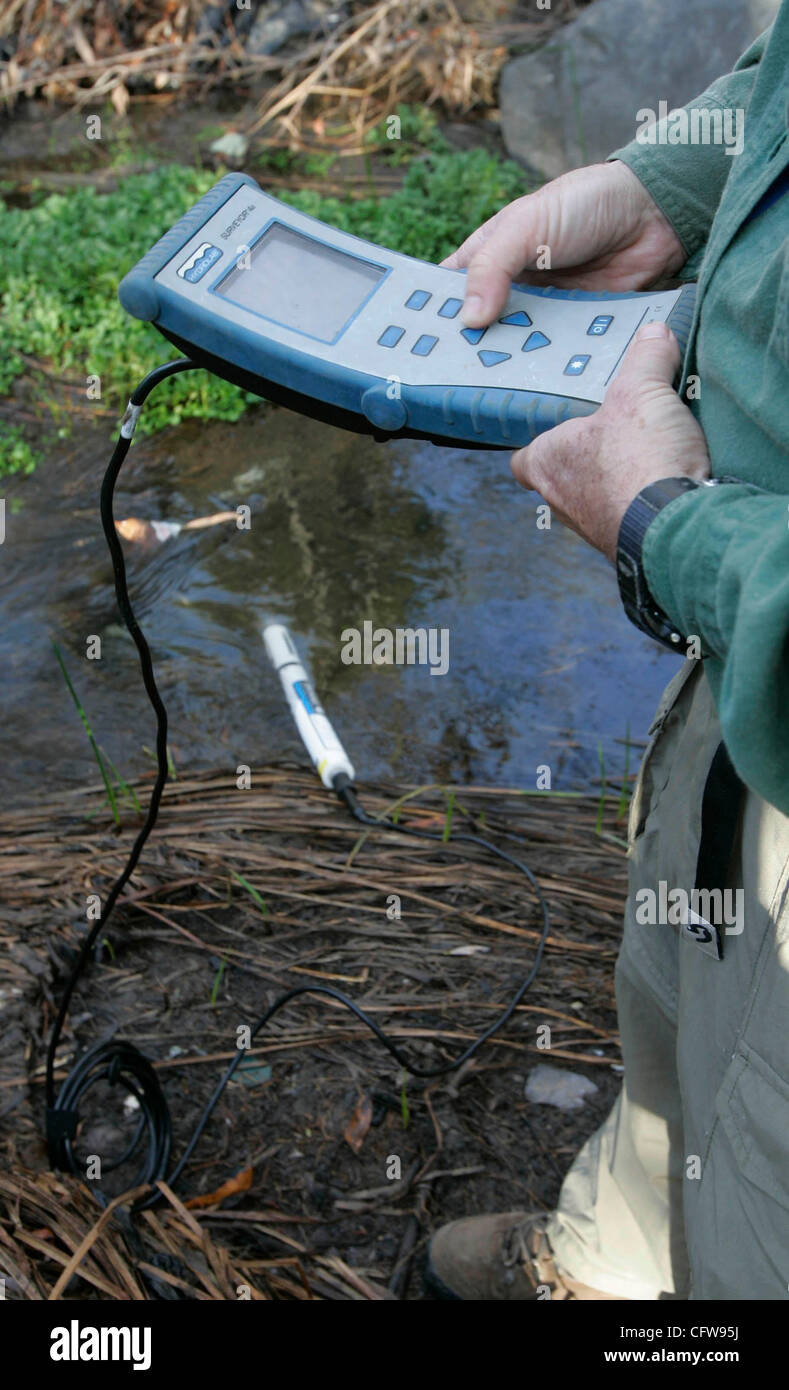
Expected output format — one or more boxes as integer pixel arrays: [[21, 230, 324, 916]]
[[607, 7, 789, 816]]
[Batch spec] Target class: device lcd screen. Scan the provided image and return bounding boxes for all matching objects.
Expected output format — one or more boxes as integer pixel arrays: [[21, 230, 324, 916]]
[[214, 223, 387, 343]]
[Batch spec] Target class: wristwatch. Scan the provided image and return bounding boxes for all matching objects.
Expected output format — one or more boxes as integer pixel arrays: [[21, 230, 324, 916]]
[[616, 476, 741, 652]]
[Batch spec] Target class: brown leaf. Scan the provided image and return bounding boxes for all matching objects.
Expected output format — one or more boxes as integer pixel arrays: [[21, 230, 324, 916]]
[[344, 1094, 373, 1154], [185, 1166, 254, 1209]]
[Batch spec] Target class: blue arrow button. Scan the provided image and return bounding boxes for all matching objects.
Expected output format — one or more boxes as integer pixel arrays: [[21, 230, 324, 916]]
[[499, 311, 532, 327], [522, 331, 551, 351], [478, 350, 512, 367]]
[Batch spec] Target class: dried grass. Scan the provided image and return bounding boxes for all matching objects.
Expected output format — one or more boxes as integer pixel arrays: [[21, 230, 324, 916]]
[[1, 0, 581, 146], [0, 764, 626, 1299], [0, 1166, 396, 1298]]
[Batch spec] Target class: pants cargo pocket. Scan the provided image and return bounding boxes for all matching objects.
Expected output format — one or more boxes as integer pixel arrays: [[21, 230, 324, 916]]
[[686, 1046, 789, 1299]]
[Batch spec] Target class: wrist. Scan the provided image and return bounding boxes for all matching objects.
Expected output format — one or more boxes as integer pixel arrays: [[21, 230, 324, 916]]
[[616, 475, 744, 650], [616, 477, 698, 651]]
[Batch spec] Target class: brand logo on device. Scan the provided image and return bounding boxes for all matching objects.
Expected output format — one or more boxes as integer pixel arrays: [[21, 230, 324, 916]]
[[220, 203, 256, 239], [177, 243, 222, 283]]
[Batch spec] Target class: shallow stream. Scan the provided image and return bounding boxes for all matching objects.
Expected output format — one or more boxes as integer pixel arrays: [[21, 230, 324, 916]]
[[2, 401, 676, 806]]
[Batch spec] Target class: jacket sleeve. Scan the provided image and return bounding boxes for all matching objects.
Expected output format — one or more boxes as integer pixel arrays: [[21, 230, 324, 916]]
[[607, 27, 772, 275], [642, 483, 789, 814]]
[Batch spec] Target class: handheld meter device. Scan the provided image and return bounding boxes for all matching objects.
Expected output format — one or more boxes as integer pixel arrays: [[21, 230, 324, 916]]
[[119, 172, 696, 450]]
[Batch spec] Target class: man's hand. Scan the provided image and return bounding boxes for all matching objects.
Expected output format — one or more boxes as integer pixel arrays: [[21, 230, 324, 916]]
[[510, 321, 711, 560], [443, 159, 708, 558], [443, 161, 685, 327]]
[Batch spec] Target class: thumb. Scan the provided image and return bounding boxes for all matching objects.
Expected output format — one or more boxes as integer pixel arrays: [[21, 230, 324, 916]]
[[613, 320, 681, 392]]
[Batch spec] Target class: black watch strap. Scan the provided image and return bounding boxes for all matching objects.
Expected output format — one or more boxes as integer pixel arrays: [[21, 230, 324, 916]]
[[616, 477, 699, 652]]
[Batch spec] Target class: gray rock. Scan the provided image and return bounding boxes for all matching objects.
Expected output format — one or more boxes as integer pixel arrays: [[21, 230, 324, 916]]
[[246, 0, 346, 58], [524, 1063, 599, 1111], [499, 0, 781, 181], [209, 130, 250, 162]]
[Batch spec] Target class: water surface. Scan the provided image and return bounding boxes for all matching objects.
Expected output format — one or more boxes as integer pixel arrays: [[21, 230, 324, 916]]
[[1, 403, 677, 805]]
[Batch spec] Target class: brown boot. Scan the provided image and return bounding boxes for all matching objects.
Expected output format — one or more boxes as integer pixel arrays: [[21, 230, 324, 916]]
[[426, 1211, 628, 1300]]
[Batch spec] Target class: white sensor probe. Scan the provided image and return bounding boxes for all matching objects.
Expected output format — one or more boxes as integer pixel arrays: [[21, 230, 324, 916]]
[[262, 623, 355, 790]]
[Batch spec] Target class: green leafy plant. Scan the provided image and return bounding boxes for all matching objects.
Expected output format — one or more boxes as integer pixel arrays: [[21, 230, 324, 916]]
[[0, 424, 37, 480], [363, 103, 449, 162]]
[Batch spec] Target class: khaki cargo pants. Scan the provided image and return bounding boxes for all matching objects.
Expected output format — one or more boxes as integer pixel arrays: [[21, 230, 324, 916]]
[[545, 661, 789, 1300]]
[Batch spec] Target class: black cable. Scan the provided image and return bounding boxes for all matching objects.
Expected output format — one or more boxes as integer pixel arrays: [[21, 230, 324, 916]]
[[46, 360, 552, 1210], [46, 359, 196, 1184]]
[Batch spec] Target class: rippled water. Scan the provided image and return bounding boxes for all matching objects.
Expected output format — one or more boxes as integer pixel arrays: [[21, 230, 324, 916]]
[[1, 402, 677, 806]]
